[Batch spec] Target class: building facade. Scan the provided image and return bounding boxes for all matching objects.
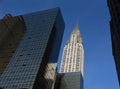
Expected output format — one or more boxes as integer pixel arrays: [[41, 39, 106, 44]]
[[59, 24, 84, 89], [0, 8, 65, 89], [0, 14, 25, 76], [107, 0, 120, 84]]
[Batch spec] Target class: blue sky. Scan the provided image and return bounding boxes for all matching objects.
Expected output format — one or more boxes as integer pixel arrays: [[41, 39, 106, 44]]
[[0, 0, 119, 89]]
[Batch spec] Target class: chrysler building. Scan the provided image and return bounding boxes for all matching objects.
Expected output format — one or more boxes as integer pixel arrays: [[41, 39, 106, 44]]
[[57, 23, 84, 89], [60, 23, 84, 77]]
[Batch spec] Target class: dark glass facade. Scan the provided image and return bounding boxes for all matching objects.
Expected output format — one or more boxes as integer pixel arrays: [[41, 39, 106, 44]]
[[108, 0, 120, 84], [54, 72, 83, 89], [0, 8, 65, 89]]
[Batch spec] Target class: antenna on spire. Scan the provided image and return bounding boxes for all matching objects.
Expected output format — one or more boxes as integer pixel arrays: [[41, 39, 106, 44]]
[[74, 22, 79, 30], [73, 20, 79, 31], [76, 19, 79, 26]]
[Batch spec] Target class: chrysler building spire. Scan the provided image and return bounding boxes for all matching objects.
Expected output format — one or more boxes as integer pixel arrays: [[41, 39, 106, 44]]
[[71, 23, 80, 35], [72, 23, 79, 33], [60, 23, 84, 74], [69, 23, 82, 43], [59, 23, 84, 89]]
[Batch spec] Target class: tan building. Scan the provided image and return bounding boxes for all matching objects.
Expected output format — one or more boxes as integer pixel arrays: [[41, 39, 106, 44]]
[[0, 14, 25, 75]]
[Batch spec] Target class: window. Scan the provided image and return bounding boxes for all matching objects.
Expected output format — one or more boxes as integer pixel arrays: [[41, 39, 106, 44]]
[[22, 64, 26, 66], [20, 55, 23, 56], [28, 37, 31, 39]]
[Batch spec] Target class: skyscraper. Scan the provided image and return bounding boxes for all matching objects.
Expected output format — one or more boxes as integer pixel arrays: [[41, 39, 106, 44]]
[[0, 14, 25, 76], [0, 8, 65, 89], [58, 24, 84, 89], [107, 0, 120, 84]]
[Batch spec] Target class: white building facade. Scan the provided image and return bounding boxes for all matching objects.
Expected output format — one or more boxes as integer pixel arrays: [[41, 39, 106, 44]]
[[58, 24, 84, 89]]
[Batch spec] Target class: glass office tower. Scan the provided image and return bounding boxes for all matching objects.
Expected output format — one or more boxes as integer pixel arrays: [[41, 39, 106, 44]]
[[0, 8, 65, 89]]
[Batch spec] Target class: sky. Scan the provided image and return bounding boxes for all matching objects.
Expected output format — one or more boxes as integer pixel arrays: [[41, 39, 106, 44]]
[[0, 0, 119, 89]]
